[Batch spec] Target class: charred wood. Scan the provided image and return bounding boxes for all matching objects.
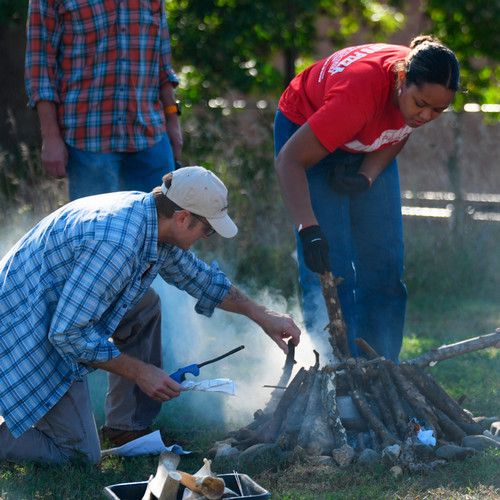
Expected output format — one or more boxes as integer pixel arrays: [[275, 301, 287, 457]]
[[264, 339, 297, 415], [389, 365, 441, 438], [399, 363, 480, 431], [320, 272, 349, 360], [350, 388, 400, 447], [297, 371, 336, 454], [321, 369, 348, 449]]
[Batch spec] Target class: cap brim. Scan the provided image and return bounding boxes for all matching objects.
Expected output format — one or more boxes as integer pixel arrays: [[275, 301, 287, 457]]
[[207, 214, 238, 238]]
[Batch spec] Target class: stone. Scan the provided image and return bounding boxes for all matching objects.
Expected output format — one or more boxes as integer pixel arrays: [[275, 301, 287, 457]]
[[490, 421, 500, 437], [483, 430, 500, 443], [331, 444, 356, 467], [390, 465, 403, 478], [237, 443, 282, 471], [214, 443, 240, 459], [436, 445, 477, 461], [413, 442, 436, 460], [381, 444, 401, 464], [357, 448, 380, 465], [461, 435, 500, 452], [472, 416, 500, 432]]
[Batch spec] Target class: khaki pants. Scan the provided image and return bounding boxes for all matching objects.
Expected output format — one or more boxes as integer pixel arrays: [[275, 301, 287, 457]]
[[0, 287, 162, 464]]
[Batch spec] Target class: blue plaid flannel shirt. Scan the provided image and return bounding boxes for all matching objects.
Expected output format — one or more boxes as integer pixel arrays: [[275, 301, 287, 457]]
[[0, 191, 231, 437]]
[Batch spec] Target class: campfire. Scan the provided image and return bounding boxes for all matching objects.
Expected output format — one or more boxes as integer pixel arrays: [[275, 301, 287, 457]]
[[221, 272, 500, 472]]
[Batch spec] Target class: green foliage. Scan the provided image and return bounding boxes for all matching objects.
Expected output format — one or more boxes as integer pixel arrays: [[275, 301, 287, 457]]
[[166, 0, 405, 103], [0, 0, 27, 25], [424, 0, 500, 106]]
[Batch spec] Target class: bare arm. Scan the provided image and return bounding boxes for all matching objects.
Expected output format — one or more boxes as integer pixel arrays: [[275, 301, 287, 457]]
[[359, 137, 408, 184], [217, 285, 301, 354], [89, 353, 181, 402], [275, 122, 330, 228], [36, 100, 68, 179], [160, 84, 183, 162]]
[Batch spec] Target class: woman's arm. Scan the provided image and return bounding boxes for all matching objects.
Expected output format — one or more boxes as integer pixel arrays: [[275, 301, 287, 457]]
[[359, 138, 408, 185], [275, 122, 330, 229]]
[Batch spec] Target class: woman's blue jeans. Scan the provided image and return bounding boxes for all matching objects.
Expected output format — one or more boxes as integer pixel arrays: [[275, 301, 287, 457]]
[[274, 109, 407, 362]]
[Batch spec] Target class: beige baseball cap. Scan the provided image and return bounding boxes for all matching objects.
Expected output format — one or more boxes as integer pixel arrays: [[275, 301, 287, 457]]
[[161, 166, 238, 238]]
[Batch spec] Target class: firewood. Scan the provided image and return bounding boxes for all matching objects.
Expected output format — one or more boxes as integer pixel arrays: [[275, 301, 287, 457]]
[[277, 369, 316, 450], [297, 371, 336, 454], [389, 365, 441, 438], [264, 339, 297, 414], [406, 330, 500, 369], [399, 363, 480, 430], [350, 389, 400, 447], [354, 337, 380, 360], [260, 367, 307, 443], [370, 376, 399, 438], [321, 369, 348, 449], [379, 364, 408, 437], [319, 271, 349, 360]]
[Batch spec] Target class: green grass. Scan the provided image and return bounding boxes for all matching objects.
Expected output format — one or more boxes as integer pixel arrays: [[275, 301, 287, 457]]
[[1, 293, 499, 500]]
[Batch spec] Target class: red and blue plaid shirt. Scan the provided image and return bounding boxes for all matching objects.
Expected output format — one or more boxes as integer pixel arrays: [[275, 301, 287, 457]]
[[25, 0, 179, 152]]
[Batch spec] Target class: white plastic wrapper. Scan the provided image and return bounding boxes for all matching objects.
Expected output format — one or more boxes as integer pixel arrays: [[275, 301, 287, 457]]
[[100, 430, 193, 457], [417, 428, 436, 446], [180, 378, 235, 395]]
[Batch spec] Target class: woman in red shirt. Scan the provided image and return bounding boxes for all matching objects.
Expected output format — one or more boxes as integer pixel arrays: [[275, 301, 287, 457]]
[[274, 36, 459, 362]]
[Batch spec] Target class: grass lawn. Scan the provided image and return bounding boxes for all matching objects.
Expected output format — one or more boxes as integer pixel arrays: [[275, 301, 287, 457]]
[[1, 291, 499, 500]]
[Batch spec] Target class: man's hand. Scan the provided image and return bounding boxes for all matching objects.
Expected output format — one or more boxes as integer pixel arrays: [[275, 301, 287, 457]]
[[41, 135, 68, 178], [217, 285, 301, 354], [328, 165, 371, 195], [90, 354, 182, 403], [257, 307, 301, 354], [298, 225, 331, 274], [134, 363, 182, 402]]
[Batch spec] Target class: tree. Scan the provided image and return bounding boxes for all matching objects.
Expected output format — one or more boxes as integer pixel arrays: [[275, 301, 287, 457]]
[[423, 0, 500, 108], [165, 0, 405, 103]]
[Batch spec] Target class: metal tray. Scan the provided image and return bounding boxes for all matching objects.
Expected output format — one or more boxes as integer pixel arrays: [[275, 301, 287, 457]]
[[103, 472, 271, 499]]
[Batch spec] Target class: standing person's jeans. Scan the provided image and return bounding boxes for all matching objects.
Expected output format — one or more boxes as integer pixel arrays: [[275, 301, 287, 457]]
[[66, 135, 175, 201], [274, 109, 407, 362]]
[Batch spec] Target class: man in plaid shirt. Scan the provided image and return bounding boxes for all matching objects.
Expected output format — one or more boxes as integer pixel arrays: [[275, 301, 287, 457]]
[[25, 0, 182, 200], [0, 167, 301, 464]]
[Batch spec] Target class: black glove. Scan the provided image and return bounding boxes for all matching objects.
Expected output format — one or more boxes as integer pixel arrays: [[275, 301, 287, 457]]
[[328, 165, 371, 195], [298, 225, 331, 274]]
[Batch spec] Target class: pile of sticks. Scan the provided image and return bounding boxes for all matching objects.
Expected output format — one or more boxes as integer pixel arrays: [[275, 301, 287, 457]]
[[228, 272, 500, 459]]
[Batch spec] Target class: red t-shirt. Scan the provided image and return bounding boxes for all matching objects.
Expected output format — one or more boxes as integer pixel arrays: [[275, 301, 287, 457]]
[[279, 43, 413, 153]]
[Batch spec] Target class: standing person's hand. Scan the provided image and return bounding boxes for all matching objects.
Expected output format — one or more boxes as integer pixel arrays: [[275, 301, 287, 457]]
[[165, 113, 183, 162], [41, 135, 68, 178], [328, 165, 371, 195], [299, 225, 331, 274]]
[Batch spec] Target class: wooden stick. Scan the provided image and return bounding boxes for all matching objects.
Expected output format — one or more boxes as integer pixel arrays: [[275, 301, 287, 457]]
[[354, 338, 380, 360], [264, 339, 297, 414], [319, 271, 350, 360], [406, 330, 500, 369]]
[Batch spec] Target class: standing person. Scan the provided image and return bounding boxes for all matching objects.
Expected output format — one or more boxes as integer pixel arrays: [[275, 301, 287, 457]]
[[0, 166, 301, 464], [274, 36, 459, 362], [24, 0, 182, 200]]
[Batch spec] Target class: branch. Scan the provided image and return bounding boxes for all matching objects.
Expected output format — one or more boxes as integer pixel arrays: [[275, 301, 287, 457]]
[[406, 329, 500, 369]]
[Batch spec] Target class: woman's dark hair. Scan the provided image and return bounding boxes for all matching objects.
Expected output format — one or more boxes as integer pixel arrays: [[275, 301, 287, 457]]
[[395, 35, 460, 91]]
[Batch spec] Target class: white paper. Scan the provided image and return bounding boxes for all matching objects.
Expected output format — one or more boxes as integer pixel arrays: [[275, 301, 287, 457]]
[[417, 428, 436, 446], [180, 378, 235, 395], [100, 430, 193, 457]]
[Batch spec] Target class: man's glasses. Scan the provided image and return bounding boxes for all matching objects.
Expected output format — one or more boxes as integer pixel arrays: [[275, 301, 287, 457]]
[[191, 213, 216, 237]]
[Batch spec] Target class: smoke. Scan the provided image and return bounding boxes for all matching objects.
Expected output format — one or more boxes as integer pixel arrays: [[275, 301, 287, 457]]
[[153, 275, 330, 430]]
